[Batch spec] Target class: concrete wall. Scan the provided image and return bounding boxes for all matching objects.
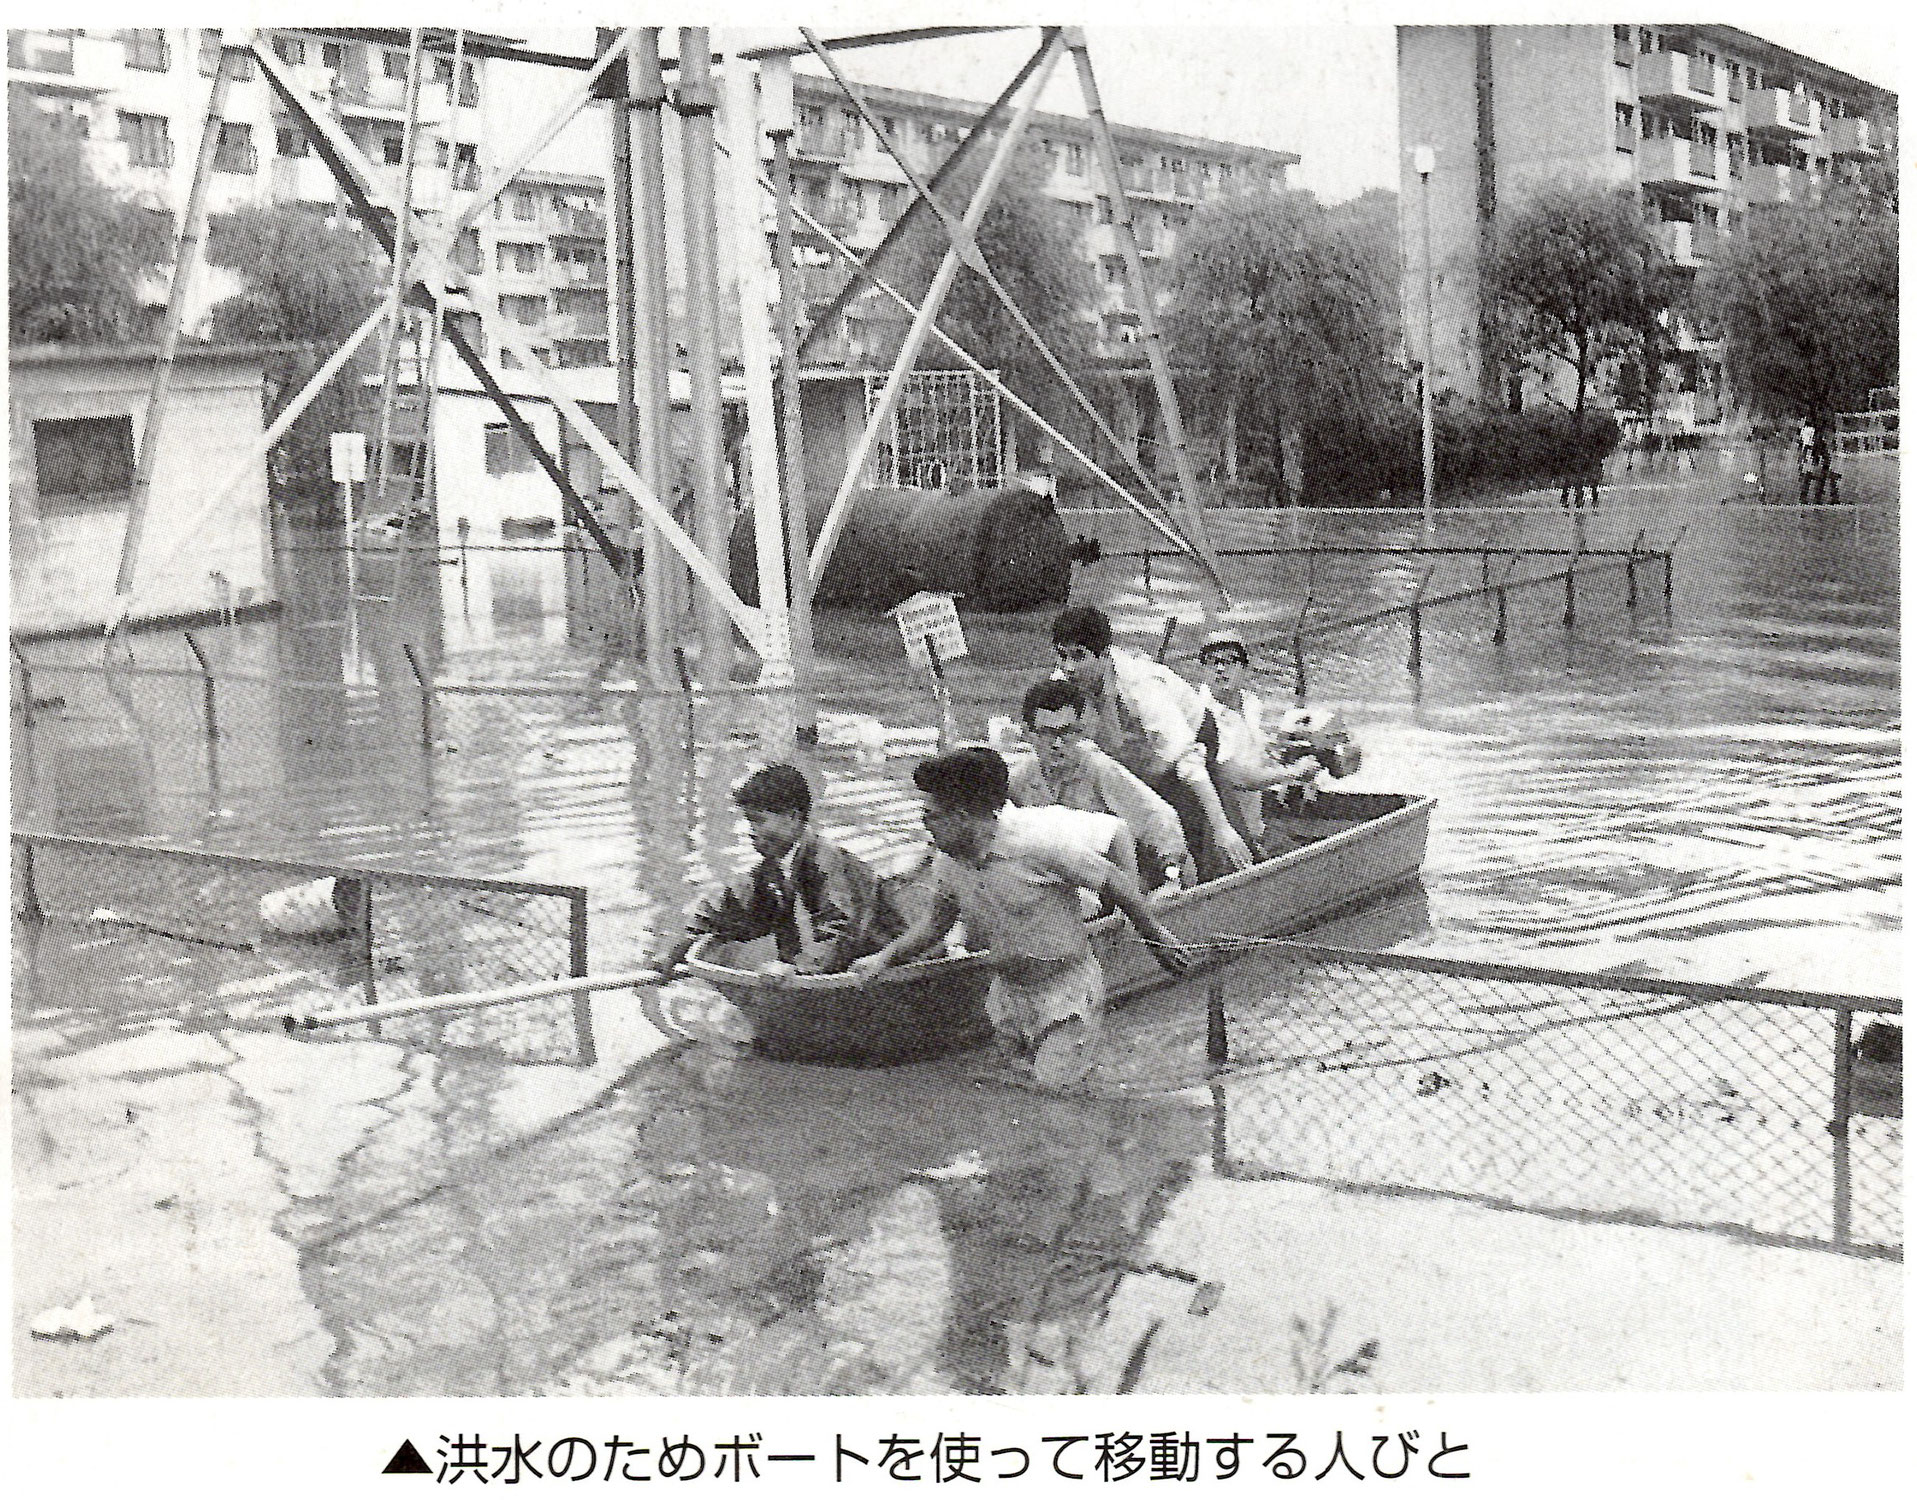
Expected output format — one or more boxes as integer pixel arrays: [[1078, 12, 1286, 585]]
[[430, 390, 564, 546], [1398, 26, 1487, 403], [9, 350, 273, 636]]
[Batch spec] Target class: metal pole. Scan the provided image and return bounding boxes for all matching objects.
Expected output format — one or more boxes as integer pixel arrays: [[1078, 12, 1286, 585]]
[[1067, 29, 1226, 614], [632, 31, 677, 688], [569, 890, 596, 1067], [726, 55, 792, 687], [677, 29, 730, 686], [182, 631, 220, 804], [1206, 980, 1228, 1068], [604, 27, 643, 666], [765, 58, 817, 744], [113, 35, 243, 605], [401, 642, 433, 749], [368, 28, 427, 518], [1416, 148, 1437, 540], [1563, 553, 1578, 629], [1830, 1008, 1854, 1245], [12, 643, 34, 733]]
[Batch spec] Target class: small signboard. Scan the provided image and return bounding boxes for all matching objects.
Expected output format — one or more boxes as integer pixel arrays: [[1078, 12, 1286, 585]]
[[329, 432, 367, 484], [889, 591, 968, 677]]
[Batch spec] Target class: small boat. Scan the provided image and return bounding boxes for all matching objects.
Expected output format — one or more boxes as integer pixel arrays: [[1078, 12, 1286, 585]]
[[670, 787, 1434, 1067]]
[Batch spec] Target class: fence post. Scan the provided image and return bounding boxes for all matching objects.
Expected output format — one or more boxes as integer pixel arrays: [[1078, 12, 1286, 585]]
[[401, 642, 433, 749], [357, 882, 381, 1033], [11, 641, 34, 732], [1206, 979, 1228, 1069], [1290, 637, 1307, 705], [17, 837, 45, 923], [569, 890, 596, 1068], [1562, 553, 1578, 629], [1407, 565, 1433, 676], [182, 631, 221, 801], [1142, 546, 1154, 603], [1626, 528, 1645, 611], [673, 646, 695, 754], [1830, 1007, 1855, 1245], [1662, 525, 1686, 615]]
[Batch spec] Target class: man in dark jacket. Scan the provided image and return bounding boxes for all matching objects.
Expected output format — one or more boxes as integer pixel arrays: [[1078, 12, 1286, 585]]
[[658, 764, 905, 978]]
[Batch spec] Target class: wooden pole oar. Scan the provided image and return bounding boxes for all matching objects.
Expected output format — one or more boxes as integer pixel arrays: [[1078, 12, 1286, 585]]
[[281, 968, 663, 1032]]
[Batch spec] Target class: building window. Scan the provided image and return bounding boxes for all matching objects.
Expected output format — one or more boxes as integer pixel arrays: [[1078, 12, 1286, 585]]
[[273, 35, 307, 67], [452, 142, 479, 191], [316, 41, 342, 70], [1095, 195, 1112, 224], [119, 112, 173, 169], [214, 122, 257, 174], [878, 182, 905, 221], [121, 29, 171, 72], [1066, 141, 1086, 177], [34, 416, 136, 507], [497, 242, 542, 276], [458, 61, 479, 108], [511, 187, 536, 220], [1615, 102, 1636, 152], [379, 134, 403, 166], [1638, 28, 1654, 54], [275, 126, 310, 158], [383, 49, 408, 80], [501, 294, 546, 326], [1100, 255, 1126, 285], [484, 423, 536, 474], [452, 229, 482, 274]]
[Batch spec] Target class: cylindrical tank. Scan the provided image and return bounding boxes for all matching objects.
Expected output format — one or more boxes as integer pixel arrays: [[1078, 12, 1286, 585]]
[[731, 485, 1071, 614]]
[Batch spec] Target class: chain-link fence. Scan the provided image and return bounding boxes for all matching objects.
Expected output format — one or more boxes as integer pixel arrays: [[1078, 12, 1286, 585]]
[[12, 832, 592, 1065], [1067, 937, 1899, 1256]]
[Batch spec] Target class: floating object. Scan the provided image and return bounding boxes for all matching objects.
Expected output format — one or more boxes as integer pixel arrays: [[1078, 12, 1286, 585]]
[[675, 789, 1434, 1066], [849, 716, 890, 767], [30, 1296, 114, 1342], [918, 1150, 990, 1181]]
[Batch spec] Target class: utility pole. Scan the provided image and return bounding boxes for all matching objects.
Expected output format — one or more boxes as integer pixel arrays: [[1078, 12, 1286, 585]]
[[1415, 144, 1437, 538]]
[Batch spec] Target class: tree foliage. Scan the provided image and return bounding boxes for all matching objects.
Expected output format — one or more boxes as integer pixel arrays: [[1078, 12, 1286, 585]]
[[8, 92, 172, 343], [1488, 184, 1675, 416], [1165, 185, 1400, 495], [891, 138, 1096, 446], [1695, 185, 1897, 426], [205, 205, 386, 504]]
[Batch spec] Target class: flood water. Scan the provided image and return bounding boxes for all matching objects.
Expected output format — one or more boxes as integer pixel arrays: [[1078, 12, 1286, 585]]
[[11, 477, 1901, 1394]]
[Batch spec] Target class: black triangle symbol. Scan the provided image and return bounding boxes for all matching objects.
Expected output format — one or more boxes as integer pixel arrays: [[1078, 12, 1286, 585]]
[[384, 1439, 433, 1476]]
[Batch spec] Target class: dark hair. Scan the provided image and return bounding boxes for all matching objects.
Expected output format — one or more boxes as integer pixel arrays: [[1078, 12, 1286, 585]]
[[1050, 603, 1113, 656], [733, 763, 812, 817], [912, 746, 1009, 815], [1021, 676, 1086, 724], [1197, 640, 1249, 666]]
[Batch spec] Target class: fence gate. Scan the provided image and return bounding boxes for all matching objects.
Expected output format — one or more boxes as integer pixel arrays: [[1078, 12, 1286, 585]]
[[864, 369, 1006, 492]]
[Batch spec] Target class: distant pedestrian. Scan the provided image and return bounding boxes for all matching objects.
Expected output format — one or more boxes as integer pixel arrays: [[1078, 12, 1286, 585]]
[[1798, 424, 1832, 504]]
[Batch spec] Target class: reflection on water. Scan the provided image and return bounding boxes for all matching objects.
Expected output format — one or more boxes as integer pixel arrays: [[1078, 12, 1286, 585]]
[[12, 498, 1899, 1392]]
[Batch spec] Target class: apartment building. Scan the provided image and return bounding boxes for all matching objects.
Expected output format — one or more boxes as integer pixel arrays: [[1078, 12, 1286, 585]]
[[6, 27, 594, 364], [1397, 24, 1896, 429], [784, 76, 1298, 361]]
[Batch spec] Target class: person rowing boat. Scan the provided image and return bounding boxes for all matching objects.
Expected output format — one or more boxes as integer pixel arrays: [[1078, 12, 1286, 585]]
[[852, 747, 1192, 1087]]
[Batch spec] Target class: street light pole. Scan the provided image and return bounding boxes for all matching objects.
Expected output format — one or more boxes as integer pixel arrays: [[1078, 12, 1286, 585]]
[[1415, 145, 1436, 538]]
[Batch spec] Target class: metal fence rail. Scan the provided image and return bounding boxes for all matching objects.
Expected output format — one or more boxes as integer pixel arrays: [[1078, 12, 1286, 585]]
[[11, 831, 593, 1066], [1073, 937, 1900, 1257]]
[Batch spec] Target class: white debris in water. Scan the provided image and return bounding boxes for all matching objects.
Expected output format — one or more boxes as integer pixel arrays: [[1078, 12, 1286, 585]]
[[917, 1149, 989, 1181], [30, 1295, 114, 1342]]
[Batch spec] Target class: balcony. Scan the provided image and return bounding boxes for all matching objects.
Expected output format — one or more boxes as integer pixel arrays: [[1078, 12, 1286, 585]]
[[1637, 136, 1720, 192], [552, 208, 606, 239], [1744, 162, 1810, 207], [8, 29, 121, 93], [792, 126, 850, 162], [1824, 116, 1884, 157], [546, 309, 608, 340], [551, 258, 606, 288], [269, 63, 338, 114], [1747, 88, 1817, 139], [1654, 219, 1715, 268], [1635, 51, 1722, 113], [271, 154, 340, 204]]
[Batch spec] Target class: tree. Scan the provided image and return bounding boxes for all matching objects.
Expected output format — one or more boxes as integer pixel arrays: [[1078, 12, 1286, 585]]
[[1488, 184, 1676, 421], [204, 204, 385, 510], [9, 91, 172, 343], [1165, 185, 1399, 500], [1696, 185, 1897, 429], [889, 138, 1096, 462]]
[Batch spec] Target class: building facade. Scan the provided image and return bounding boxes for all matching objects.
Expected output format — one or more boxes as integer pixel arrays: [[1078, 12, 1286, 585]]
[[9, 344, 277, 636], [1397, 24, 1897, 430]]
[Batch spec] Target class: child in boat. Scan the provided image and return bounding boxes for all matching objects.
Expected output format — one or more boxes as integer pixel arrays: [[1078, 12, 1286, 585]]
[[658, 763, 904, 980], [852, 747, 1192, 1086]]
